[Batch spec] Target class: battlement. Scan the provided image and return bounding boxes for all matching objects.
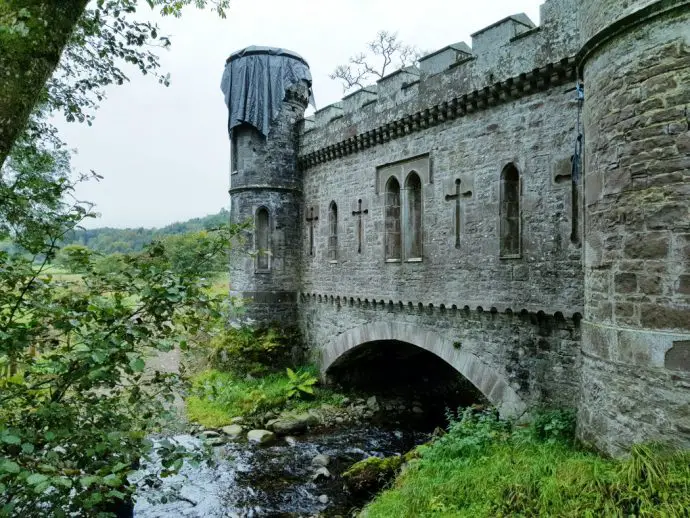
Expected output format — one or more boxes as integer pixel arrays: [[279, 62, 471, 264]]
[[299, 0, 580, 163]]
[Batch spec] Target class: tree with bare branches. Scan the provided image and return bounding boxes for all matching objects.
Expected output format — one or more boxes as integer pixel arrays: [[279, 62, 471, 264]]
[[330, 31, 422, 93]]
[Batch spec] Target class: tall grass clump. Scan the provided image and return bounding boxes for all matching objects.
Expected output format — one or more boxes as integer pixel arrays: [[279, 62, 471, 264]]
[[363, 408, 690, 518], [185, 367, 343, 428]]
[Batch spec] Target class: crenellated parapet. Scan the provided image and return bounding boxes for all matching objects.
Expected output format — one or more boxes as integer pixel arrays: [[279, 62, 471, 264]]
[[298, 0, 581, 166]]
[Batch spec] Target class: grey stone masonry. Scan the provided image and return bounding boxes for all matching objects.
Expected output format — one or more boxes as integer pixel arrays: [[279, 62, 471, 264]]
[[224, 0, 690, 456], [228, 81, 310, 325], [578, 0, 690, 455]]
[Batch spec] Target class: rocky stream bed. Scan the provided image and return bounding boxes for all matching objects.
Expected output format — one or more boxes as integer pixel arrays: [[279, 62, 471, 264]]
[[131, 397, 436, 517]]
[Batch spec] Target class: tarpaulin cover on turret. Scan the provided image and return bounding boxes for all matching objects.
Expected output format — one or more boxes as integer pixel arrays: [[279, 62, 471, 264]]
[[220, 46, 314, 138]]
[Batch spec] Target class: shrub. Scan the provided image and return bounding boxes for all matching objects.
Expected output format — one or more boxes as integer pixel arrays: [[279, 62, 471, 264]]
[[206, 324, 300, 375], [285, 367, 318, 399], [529, 408, 576, 444]]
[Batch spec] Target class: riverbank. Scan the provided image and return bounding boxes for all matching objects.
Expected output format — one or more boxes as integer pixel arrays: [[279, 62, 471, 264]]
[[361, 409, 690, 517]]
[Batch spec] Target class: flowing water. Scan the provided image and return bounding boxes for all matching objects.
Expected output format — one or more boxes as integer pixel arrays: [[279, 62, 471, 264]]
[[132, 425, 428, 517]]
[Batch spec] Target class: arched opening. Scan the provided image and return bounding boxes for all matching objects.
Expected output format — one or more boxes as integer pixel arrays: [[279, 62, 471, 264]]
[[255, 206, 270, 271], [328, 201, 338, 261], [326, 340, 488, 428], [404, 172, 422, 259], [384, 177, 401, 261], [500, 163, 521, 258]]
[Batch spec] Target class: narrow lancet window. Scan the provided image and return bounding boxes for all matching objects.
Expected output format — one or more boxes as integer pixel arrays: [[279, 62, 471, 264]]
[[328, 201, 338, 261], [405, 172, 422, 259], [385, 177, 401, 260], [231, 133, 238, 172], [500, 164, 521, 257], [255, 207, 270, 270]]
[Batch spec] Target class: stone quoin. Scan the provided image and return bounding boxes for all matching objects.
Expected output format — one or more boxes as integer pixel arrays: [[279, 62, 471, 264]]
[[222, 0, 690, 456]]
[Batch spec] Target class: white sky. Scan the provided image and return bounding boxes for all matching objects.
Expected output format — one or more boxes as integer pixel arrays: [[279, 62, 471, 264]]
[[58, 0, 543, 228]]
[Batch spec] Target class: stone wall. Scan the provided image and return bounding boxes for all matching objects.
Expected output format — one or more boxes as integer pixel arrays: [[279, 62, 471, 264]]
[[224, 0, 690, 455], [299, 295, 581, 414], [299, 82, 583, 315], [578, 1, 690, 455], [228, 82, 310, 324]]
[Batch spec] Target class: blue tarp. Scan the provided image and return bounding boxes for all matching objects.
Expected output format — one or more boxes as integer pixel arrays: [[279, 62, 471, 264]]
[[220, 46, 314, 138]]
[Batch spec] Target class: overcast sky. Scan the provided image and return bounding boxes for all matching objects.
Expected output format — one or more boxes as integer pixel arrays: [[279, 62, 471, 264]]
[[58, 0, 543, 229]]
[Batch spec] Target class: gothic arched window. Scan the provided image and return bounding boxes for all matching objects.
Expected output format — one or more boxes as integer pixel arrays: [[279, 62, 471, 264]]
[[500, 164, 521, 258], [405, 172, 422, 260], [328, 201, 338, 262], [384, 177, 401, 261], [255, 207, 270, 271]]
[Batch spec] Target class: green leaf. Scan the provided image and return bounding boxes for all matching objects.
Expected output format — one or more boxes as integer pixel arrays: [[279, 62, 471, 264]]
[[52, 477, 72, 489], [1, 435, 21, 445], [111, 462, 130, 473], [21, 443, 34, 454], [0, 460, 20, 474], [129, 358, 145, 372], [286, 368, 297, 381], [91, 350, 107, 364], [26, 473, 49, 486], [33, 480, 52, 494], [102, 473, 122, 488], [79, 475, 101, 488]]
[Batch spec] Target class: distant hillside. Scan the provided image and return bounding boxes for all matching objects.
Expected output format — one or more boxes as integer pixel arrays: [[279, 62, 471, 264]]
[[61, 209, 229, 254]]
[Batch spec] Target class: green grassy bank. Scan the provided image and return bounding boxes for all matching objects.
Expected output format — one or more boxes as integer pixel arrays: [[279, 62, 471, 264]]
[[362, 410, 690, 517], [186, 368, 344, 428]]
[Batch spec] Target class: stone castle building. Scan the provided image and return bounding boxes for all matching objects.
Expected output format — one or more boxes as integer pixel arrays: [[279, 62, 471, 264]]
[[221, 0, 690, 455]]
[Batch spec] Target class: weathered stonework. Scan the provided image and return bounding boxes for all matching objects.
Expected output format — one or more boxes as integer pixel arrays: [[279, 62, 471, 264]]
[[225, 0, 690, 456], [578, 0, 690, 455]]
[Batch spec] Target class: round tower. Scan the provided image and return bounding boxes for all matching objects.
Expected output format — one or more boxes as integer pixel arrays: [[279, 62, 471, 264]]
[[221, 46, 312, 325], [578, 1, 690, 454]]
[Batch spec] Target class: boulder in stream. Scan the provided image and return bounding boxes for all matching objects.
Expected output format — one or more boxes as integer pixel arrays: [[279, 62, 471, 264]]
[[366, 396, 380, 412], [311, 467, 331, 481], [311, 454, 330, 467], [247, 429, 276, 445], [205, 436, 226, 447], [268, 413, 319, 435], [221, 424, 243, 438]]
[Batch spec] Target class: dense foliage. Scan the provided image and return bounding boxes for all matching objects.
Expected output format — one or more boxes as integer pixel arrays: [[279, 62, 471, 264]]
[[1, 1, 238, 515], [363, 409, 690, 517], [0, 0, 230, 168], [186, 367, 337, 428], [0, 200, 242, 515], [206, 324, 301, 375], [59, 209, 230, 255]]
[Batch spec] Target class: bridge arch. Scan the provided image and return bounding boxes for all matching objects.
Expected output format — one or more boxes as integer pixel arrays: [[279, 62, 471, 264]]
[[321, 322, 527, 418]]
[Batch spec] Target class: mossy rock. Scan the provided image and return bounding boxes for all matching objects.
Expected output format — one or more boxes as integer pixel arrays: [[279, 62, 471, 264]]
[[342, 455, 403, 496]]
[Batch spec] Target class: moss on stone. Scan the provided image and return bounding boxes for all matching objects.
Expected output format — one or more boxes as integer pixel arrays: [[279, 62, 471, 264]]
[[342, 455, 403, 495]]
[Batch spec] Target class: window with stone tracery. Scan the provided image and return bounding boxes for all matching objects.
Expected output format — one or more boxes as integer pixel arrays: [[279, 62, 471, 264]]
[[385, 177, 401, 261], [404, 172, 423, 260], [500, 163, 521, 258], [328, 201, 338, 261], [255, 207, 270, 271]]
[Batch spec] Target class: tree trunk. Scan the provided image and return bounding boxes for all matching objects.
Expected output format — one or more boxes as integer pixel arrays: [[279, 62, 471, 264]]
[[0, 0, 89, 168]]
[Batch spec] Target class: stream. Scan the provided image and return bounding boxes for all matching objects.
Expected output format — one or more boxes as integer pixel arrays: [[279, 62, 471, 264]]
[[131, 424, 429, 517]]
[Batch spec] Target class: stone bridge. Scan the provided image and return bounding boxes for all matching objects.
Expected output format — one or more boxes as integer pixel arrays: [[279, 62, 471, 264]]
[[298, 293, 581, 418]]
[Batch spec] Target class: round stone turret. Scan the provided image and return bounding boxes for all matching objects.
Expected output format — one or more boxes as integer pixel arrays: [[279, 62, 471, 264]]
[[221, 46, 312, 325], [577, 0, 690, 455]]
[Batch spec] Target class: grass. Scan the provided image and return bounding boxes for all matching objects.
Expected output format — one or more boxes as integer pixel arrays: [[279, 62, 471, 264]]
[[362, 410, 690, 518], [185, 367, 345, 428]]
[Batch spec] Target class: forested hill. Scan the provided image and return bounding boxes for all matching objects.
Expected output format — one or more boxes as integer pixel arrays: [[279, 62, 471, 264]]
[[61, 209, 229, 254]]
